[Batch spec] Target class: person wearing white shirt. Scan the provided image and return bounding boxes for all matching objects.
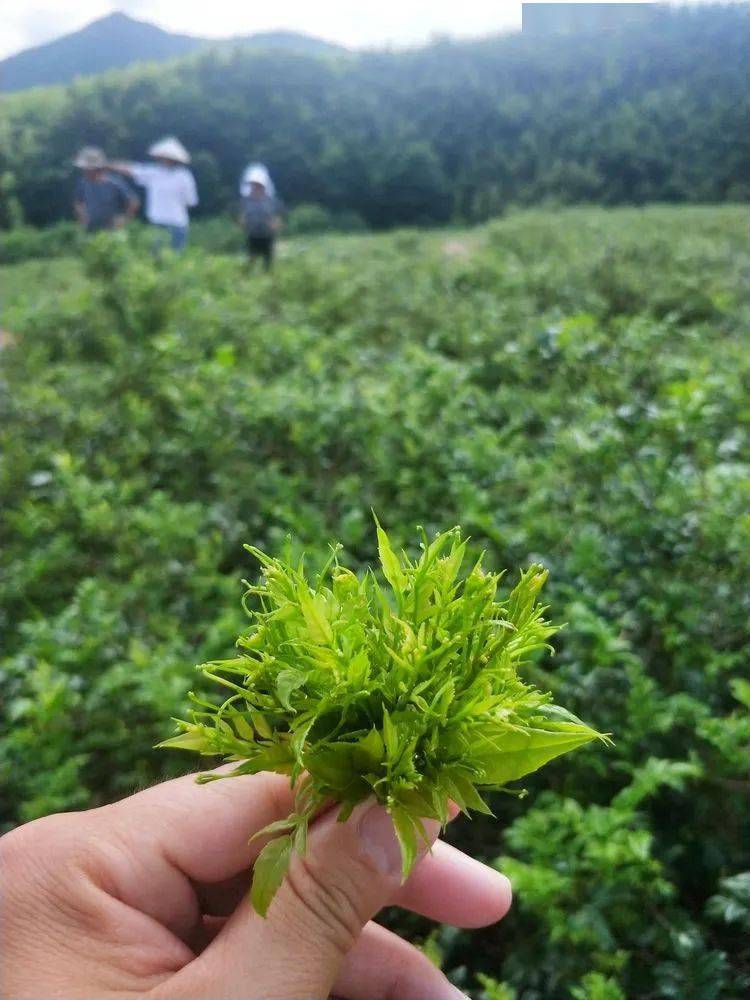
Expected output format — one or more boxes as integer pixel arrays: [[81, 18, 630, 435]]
[[110, 137, 198, 251]]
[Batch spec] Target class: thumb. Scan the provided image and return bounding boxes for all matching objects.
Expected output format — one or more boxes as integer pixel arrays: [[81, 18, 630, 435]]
[[197, 800, 439, 1000]]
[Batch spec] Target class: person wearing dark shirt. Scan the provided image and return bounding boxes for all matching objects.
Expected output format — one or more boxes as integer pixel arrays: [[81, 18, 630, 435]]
[[240, 166, 283, 270], [73, 147, 139, 233]]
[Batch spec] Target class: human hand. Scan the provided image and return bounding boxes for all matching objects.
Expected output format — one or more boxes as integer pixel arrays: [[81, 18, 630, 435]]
[[106, 160, 132, 175], [0, 769, 511, 1000]]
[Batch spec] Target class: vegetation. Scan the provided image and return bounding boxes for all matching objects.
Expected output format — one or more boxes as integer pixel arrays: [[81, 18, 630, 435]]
[[1, 5, 748, 229], [0, 208, 368, 266], [1, 204, 749, 996], [161, 522, 606, 915]]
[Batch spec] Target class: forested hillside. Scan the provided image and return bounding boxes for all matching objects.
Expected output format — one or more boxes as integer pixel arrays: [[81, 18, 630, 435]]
[[1, 4, 747, 229]]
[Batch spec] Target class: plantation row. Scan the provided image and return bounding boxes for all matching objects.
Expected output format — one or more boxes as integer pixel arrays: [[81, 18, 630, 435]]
[[1, 205, 749, 997]]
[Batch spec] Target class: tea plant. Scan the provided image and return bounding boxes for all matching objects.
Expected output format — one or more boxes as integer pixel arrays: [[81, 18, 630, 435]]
[[3, 206, 749, 994], [160, 521, 606, 914]]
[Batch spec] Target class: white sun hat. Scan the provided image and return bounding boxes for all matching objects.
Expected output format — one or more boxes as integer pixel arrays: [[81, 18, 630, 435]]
[[148, 136, 191, 164], [247, 166, 269, 186], [74, 146, 107, 169], [240, 162, 275, 196]]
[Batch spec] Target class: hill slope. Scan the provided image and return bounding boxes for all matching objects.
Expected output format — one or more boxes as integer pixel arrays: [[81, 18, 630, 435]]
[[1, 5, 747, 227], [0, 12, 343, 93]]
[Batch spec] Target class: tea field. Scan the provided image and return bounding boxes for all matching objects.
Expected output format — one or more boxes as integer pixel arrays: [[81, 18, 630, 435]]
[[1, 206, 749, 998]]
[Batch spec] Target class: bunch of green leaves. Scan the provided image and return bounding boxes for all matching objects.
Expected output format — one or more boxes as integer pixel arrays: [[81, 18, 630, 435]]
[[160, 519, 607, 914]]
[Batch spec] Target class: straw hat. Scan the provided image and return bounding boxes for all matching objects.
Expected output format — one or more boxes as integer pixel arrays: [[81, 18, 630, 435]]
[[148, 136, 191, 164], [74, 146, 107, 169]]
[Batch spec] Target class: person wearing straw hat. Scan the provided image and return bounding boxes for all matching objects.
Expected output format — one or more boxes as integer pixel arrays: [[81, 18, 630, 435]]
[[73, 147, 139, 233], [109, 137, 198, 252], [240, 165, 284, 271]]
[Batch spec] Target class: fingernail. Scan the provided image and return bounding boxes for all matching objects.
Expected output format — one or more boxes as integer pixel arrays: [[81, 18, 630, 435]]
[[496, 870, 513, 901], [497, 871, 512, 892], [357, 804, 402, 876]]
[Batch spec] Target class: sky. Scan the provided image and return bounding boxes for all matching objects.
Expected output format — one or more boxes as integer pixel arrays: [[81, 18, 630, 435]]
[[0, 1, 525, 60], [0, 1, 721, 61]]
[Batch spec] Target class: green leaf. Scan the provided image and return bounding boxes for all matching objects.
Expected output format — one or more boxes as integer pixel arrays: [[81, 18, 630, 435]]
[[197, 741, 295, 781], [233, 714, 255, 740], [382, 709, 398, 760], [374, 515, 407, 596], [276, 668, 306, 710], [442, 769, 494, 816], [305, 743, 371, 798], [251, 834, 293, 917], [534, 703, 588, 727], [474, 726, 600, 785], [156, 722, 211, 752], [353, 728, 385, 771], [730, 677, 750, 709], [390, 804, 419, 878], [250, 815, 299, 842], [347, 649, 370, 685], [250, 711, 273, 739], [298, 588, 333, 644]]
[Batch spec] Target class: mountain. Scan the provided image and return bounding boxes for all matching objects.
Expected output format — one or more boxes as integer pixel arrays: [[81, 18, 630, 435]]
[[1, 5, 747, 228], [0, 12, 344, 93]]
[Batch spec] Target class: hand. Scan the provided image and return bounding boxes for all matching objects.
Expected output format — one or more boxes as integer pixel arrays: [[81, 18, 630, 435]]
[[106, 160, 132, 176], [0, 769, 511, 999]]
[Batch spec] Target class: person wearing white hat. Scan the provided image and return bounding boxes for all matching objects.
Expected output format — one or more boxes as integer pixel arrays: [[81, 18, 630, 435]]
[[73, 147, 139, 233], [239, 162, 276, 199], [240, 165, 284, 271], [109, 137, 198, 251]]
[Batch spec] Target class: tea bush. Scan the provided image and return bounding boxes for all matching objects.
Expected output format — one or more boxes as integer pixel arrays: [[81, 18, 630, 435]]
[[0, 221, 82, 264], [0, 209, 369, 266], [1, 205, 748, 997]]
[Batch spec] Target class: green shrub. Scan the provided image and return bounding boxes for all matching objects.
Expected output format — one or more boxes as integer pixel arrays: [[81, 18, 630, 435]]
[[0, 222, 82, 264], [1, 205, 749, 997], [285, 202, 368, 235]]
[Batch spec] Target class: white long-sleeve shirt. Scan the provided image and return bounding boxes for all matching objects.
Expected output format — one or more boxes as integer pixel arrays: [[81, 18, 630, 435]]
[[129, 163, 198, 227]]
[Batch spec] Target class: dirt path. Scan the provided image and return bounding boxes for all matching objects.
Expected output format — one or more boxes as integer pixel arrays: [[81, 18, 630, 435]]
[[441, 234, 483, 259]]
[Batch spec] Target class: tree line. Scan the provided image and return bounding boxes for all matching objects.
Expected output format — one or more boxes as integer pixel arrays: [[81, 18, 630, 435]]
[[1, 4, 747, 230]]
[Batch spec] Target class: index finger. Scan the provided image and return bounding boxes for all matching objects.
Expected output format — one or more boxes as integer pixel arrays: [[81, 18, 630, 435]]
[[110, 767, 296, 882]]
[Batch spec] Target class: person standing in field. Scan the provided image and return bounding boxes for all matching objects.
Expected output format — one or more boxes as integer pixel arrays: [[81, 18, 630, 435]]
[[73, 147, 139, 233], [110, 137, 198, 252], [240, 165, 283, 271]]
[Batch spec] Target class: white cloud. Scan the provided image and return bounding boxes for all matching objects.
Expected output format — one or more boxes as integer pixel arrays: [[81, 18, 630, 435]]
[[0, 0, 723, 62], [1, 3, 110, 58], [0, 1, 524, 60]]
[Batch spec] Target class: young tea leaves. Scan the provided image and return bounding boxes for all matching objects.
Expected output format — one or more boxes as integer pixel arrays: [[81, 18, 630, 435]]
[[160, 518, 609, 914], [251, 834, 294, 917]]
